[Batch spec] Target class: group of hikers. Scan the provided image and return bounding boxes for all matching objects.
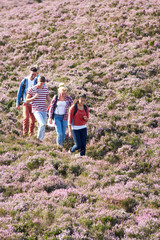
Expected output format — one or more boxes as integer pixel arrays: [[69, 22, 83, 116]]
[[16, 65, 89, 156]]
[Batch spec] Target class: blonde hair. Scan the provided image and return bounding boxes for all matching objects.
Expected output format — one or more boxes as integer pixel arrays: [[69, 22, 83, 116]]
[[58, 83, 67, 93]]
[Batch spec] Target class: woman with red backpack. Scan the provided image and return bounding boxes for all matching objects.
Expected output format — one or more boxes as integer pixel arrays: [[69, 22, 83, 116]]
[[68, 94, 89, 156]]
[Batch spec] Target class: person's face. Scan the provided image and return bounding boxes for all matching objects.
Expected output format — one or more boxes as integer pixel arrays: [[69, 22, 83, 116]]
[[29, 71, 37, 81], [60, 89, 66, 98], [38, 80, 45, 88], [79, 97, 86, 106]]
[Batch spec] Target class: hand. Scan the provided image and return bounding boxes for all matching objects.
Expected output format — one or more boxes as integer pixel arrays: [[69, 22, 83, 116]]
[[34, 93, 39, 99], [49, 119, 52, 124], [16, 105, 20, 110], [83, 116, 88, 121]]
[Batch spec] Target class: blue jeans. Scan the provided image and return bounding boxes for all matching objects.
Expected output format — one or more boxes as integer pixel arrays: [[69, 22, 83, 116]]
[[54, 115, 68, 146], [71, 128, 87, 156], [33, 111, 47, 141]]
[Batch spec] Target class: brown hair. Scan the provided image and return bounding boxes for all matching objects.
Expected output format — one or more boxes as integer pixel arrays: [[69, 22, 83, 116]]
[[30, 65, 40, 72], [38, 76, 45, 82], [74, 93, 86, 105]]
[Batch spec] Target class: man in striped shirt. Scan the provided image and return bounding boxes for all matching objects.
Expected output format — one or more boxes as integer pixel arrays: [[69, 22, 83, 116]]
[[26, 76, 50, 142]]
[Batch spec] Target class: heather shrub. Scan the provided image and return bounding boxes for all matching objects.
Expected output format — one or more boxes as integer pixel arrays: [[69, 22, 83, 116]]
[[64, 135, 74, 150], [103, 177, 115, 188], [107, 99, 121, 110], [121, 197, 137, 213], [87, 145, 108, 160], [70, 164, 84, 176], [127, 105, 136, 111], [52, 160, 69, 176], [105, 153, 119, 164], [14, 220, 44, 237], [27, 158, 45, 170], [58, 164, 69, 176], [123, 134, 142, 147], [0, 208, 7, 217], [146, 119, 158, 128], [151, 198, 160, 208], [101, 215, 118, 227], [63, 193, 79, 208], [0, 152, 17, 165], [135, 160, 152, 174], [12, 129, 20, 136], [44, 181, 66, 193], [132, 88, 145, 98], [49, 151, 57, 158], [127, 219, 160, 239], [107, 137, 123, 152], [2, 186, 22, 197], [78, 217, 93, 228], [114, 226, 125, 238], [0, 0, 160, 239]]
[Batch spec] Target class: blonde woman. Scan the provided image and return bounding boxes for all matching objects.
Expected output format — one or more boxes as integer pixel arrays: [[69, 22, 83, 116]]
[[49, 84, 73, 146]]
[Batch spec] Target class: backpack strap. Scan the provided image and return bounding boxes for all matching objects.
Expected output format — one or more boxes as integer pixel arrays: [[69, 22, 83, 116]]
[[73, 103, 78, 116], [84, 104, 87, 113], [35, 77, 38, 85], [52, 95, 58, 119], [73, 104, 87, 116]]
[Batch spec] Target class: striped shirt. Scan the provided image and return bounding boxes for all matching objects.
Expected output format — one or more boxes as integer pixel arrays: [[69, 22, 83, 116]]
[[28, 85, 49, 112], [49, 95, 73, 121]]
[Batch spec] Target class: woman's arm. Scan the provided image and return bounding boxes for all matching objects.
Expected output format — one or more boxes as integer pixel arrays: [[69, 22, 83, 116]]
[[68, 105, 74, 138], [68, 124, 73, 138], [48, 95, 57, 123], [47, 95, 52, 125], [26, 93, 38, 103], [69, 96, 73, 105], [83, 106, 89, 122]]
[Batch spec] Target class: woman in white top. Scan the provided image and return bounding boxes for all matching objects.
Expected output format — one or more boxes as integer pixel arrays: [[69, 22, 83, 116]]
[[49, 84, 73, 146]]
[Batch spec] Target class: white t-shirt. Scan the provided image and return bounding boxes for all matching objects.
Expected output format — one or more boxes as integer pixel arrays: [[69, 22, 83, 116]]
[[28, 78, 34, 89], [54, 101, 66, 115]]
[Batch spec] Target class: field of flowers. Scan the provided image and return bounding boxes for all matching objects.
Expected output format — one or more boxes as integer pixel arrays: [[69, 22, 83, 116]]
[[0, 0, 160, 239]]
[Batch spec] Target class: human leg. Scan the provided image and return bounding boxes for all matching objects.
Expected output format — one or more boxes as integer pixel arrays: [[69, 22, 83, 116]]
[[70, 129, 82, 153], [33, 111, 47, 141], [23, 103, 29, 136], [62, 120, 68, 146], [54, 115, 63, 146], [40, 112, 47, 140], [79, 128, 87, 156], [28, 104, 35, 137]]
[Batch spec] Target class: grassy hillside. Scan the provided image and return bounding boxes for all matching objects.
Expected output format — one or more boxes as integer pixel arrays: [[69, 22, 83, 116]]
[[0, 0, 160, 239]]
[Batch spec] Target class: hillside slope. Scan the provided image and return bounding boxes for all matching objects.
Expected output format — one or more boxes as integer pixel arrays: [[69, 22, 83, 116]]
[[0, 0, 160, 239]]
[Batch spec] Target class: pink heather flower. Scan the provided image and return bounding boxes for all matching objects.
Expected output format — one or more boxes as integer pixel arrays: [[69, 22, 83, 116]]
[[154, 41, 160, 47]]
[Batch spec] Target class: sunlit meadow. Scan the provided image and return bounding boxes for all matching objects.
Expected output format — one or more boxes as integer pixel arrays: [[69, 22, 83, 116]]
[[0, 0, 160, 239]]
